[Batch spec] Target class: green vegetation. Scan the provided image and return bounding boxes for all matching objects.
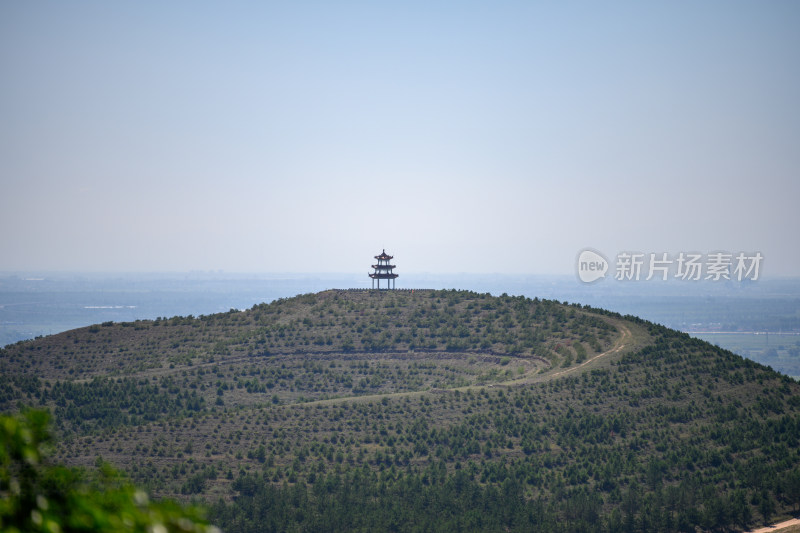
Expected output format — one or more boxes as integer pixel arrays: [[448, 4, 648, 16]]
[[1, 289, 800, 532], [0, 409, 215, 533], [0, 290, 616, 379]]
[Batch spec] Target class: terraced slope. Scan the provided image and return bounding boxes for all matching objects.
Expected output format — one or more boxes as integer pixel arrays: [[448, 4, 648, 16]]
[[2, 289, 799, 532]]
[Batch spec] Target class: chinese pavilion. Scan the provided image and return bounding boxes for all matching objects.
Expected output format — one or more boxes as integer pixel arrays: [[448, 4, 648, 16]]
[[369, 249, 398, 290]]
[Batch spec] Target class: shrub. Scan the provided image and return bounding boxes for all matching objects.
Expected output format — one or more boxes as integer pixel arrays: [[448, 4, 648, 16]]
[[0, 409, 217, 533]]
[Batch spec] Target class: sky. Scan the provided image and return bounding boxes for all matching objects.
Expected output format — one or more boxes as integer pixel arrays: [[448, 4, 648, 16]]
[[1, 1, 799, 276]]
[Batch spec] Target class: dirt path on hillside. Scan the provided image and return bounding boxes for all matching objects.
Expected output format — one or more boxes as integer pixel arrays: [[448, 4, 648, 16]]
[[549, 323, 631, 379], [303, 316, 636, 407], [503, 318, 633, 387], [746, 518, 800, 533]]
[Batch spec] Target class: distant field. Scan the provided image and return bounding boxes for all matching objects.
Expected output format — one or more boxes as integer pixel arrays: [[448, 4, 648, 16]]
[[690, 332, 800, 378]]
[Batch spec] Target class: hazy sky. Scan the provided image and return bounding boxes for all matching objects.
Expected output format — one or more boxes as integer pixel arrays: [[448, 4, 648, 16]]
[[2, 1, 799, 276]]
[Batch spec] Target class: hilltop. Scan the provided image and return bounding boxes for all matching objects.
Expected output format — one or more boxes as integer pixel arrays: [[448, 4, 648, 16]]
[[2, 289, 799, 532]]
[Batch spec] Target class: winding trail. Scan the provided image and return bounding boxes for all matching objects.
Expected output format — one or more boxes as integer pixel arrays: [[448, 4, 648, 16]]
[[304, 315, 637, 406], [746, 518, 800, 533], [504, 318, 634, 388], [549, 322, 631, 378]]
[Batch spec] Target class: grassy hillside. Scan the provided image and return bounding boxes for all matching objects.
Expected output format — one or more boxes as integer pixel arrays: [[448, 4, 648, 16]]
[[2, 289, 799, 532]]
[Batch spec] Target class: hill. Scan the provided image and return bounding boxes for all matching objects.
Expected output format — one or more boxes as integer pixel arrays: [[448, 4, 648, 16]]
[[2, 289, 800, 532]]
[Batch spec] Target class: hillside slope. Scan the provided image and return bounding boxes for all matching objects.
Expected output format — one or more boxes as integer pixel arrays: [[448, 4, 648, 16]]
[[2, 289, 799, 532]]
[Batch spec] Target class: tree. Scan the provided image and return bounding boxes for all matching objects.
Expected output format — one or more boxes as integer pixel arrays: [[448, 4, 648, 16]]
[[1, 409, 218, 533], [757, 490, 776, 525]]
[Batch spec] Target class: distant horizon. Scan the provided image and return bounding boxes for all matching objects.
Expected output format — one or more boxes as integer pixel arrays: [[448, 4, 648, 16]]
[[3, 269, 800, 278]]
